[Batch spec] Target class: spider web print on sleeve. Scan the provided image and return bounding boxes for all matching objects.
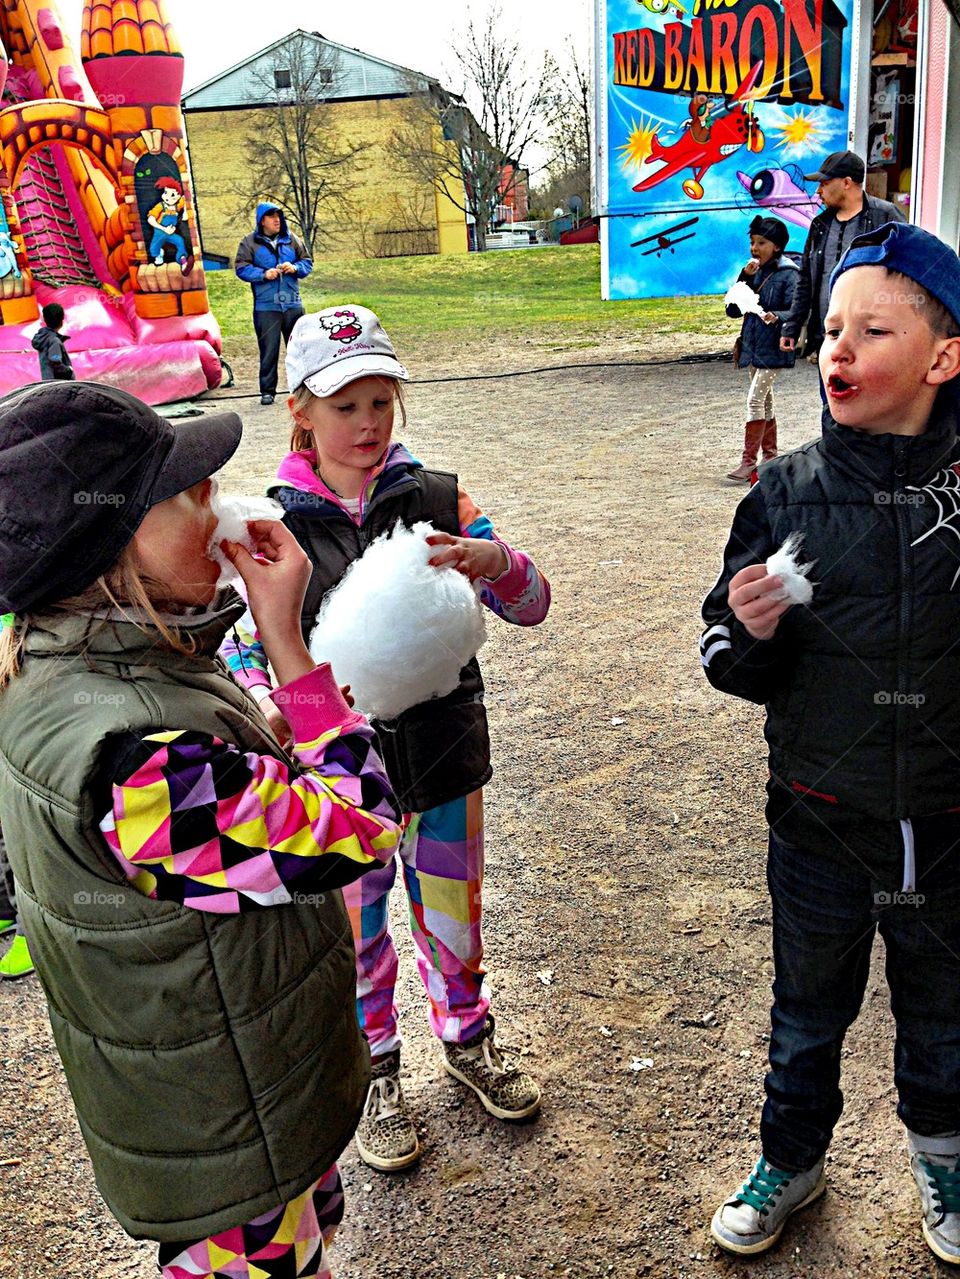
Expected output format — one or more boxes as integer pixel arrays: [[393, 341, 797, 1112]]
[[909, 462, 960, 590]]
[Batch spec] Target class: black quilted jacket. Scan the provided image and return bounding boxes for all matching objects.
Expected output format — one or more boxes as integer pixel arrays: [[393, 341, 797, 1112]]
[[701, 399, 960, 822]]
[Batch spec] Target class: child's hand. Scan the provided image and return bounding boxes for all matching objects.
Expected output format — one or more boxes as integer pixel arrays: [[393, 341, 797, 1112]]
[[743, 258, 760, 276], [262, 699, 292, 748], [762, 311, 779, 325], [426, 533, 508, 582], [221, 521, 314, 685], [728, 563, 790, 640]]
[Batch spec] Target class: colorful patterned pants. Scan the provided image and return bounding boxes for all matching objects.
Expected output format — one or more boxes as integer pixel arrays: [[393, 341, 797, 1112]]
[[341, 789, 489, 1054], [157, 1165, 343, 1279]]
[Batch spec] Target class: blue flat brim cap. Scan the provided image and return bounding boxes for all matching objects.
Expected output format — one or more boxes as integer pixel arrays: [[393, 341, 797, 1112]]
[[0, 381, 242, 614], [830, 222, 960, 333]]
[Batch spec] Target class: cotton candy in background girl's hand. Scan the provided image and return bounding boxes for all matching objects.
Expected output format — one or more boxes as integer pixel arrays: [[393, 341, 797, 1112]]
[[766, 533, 816, 606], [207, 485, 285, 586], [309, 521, 487, 720], [724, 280, 767, 319]]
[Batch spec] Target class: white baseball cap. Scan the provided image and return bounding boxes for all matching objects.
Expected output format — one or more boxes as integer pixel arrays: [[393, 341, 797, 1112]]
[[285, 305, 409, 396]]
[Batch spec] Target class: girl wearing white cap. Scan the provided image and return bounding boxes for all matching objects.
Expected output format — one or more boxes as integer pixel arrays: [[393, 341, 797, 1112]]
[[224, 304, 551, 1172]]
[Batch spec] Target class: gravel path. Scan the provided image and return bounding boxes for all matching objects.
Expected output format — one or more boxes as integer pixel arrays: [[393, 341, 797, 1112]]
[[0, 339, 939, 1278]]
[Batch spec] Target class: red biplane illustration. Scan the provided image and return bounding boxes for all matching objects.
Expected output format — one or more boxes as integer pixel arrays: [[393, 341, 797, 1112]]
[[631, 216, 700, 256], [632, 63, 766, 200]]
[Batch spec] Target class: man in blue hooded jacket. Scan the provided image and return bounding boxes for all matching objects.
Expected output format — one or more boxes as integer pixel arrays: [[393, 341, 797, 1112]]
[[235, 202, 313, 405]]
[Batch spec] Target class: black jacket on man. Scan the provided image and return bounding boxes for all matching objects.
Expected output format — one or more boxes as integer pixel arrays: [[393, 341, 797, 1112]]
[[700, 400, 960, 839], [781, 194, 905, 353]]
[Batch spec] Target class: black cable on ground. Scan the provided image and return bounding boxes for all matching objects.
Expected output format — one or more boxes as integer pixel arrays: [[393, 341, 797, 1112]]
[[197, 349, 731, 403]]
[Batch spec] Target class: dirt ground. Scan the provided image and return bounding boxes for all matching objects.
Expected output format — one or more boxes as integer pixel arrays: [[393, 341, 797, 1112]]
[[0, 331, 944, 1278]]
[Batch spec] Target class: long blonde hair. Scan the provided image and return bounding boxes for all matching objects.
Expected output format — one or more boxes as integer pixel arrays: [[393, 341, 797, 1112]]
[[0, 544, 198, 690], [289, 380, 407, 454]]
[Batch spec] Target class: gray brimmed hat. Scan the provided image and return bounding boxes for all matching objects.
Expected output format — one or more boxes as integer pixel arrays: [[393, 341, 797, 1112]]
[[0, 381, 242, 613], [285, 305, 409, 397]]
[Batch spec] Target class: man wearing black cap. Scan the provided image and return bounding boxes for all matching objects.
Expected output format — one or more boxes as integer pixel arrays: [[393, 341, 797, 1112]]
[[235, 201, 312, 406], [780, 150, 904, 358]]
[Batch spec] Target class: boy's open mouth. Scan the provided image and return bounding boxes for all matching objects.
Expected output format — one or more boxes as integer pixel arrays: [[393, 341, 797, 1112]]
[[828, 373, 860, 401]]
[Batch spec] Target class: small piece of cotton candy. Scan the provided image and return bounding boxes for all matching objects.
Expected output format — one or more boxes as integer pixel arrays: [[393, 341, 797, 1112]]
[[766, 533, 815, 606], [723, 280, 767, 319], [309, 521, 487, 721], [208, 489, 284, 587]]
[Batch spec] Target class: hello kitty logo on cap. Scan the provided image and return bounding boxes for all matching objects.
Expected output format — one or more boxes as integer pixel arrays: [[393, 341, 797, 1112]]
[[321, 309, 364, 344], [286, 304, 409, 397]]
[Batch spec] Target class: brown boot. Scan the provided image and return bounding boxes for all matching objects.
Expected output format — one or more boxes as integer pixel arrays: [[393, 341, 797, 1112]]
[[727, 420, 765, 481], [761, 417, 778, 461]]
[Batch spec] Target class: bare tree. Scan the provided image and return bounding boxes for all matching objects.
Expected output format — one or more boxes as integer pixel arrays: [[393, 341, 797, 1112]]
[[237, 34, 369, 252], [541, 41, 591, 213], [390, 7, 550, 250]]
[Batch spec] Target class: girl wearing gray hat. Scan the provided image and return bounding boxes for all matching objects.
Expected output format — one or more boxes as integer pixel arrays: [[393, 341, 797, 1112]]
[[0, 381, 402, 1277], [724, 216, 799, 482]]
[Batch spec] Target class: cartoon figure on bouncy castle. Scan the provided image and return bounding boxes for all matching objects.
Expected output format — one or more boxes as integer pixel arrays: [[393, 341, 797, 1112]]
[[146, 177, 194, 272], [0, 0, 223, 402], [0, 229, 21, 279]]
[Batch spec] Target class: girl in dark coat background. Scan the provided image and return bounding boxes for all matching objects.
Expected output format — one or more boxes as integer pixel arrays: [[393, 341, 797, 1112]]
[[725, 216, 799, 481]]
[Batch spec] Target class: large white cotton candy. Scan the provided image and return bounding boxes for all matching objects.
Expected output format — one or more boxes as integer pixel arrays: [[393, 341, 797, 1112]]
[[309, 521, 487, 720], [766, 533, 816, 606], [723, 280, 767, 319], [208, 486, 284, 587]]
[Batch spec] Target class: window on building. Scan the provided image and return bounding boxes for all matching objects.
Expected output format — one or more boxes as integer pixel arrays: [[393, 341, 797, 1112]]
[[274, 68, 292, 90]]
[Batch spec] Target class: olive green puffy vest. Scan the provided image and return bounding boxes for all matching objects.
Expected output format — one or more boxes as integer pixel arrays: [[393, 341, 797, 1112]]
[[0, 594, 369, 1242]]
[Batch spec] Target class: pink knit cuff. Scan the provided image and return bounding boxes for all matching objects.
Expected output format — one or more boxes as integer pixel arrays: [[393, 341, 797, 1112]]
[[271, 664, 367, 739]]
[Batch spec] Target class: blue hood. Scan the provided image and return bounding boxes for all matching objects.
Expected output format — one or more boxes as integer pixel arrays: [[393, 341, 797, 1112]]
[[255, 202, 289, 238]]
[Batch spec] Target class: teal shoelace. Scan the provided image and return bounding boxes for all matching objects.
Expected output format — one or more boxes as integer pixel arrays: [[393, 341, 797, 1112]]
[[738, 1160, 795, 1216], [921, 1158, 960, 1215]]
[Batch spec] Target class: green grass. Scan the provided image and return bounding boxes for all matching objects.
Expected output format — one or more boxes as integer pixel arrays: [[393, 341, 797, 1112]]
[[207, 245, 729, 343]]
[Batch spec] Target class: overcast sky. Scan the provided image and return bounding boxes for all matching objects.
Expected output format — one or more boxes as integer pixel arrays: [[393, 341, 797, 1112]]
[[58, 0, 592, 98]]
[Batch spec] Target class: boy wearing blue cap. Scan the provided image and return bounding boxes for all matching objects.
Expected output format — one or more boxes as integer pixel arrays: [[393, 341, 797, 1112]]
[[700, 222, 960, 1262]]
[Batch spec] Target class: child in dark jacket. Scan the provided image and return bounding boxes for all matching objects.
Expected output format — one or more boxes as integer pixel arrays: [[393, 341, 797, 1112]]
[[31, 302, 74, 381], [724, 216, 798, 480], [701, 223, 960, 1262], [223, 304, 551, 1174]]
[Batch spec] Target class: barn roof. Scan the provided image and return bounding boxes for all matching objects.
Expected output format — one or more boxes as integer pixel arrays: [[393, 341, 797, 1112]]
[[181, 29, 446, 109]]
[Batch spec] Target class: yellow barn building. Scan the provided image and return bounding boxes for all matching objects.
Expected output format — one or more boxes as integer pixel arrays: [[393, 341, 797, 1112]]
[[181, 30, 469, 261]]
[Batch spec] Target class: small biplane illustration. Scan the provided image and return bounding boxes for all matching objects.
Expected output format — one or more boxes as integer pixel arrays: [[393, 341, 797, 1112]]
[[630, 216, 700, 256], [632, 63, 766, 200]]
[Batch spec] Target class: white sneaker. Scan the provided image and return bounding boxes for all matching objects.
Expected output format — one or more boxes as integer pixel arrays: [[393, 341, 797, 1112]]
[[908, 1130, 960, 1264], [711, 1154, 826, 1255]]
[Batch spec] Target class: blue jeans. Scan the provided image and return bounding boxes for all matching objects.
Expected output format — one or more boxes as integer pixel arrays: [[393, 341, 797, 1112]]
[[762, 830, 960, 1172]]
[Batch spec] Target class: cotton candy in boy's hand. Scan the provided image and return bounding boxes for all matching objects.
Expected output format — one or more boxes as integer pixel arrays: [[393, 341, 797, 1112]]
[[208, 488, 285, 586], [309, 521, 487, 720], [724, 281, 767, 319], [766, 533, 815, 606]]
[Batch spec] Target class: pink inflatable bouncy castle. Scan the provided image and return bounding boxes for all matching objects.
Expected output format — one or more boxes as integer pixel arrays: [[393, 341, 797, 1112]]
[[0, 0, 222, 403]]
